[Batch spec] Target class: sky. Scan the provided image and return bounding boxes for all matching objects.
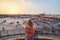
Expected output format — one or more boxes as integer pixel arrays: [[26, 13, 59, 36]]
[[0, 0, 60, 15], [31, 0, 60, 15]]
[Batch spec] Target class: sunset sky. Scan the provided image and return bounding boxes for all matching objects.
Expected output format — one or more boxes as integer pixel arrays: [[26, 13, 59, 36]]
[[0, 0, 60, 15]]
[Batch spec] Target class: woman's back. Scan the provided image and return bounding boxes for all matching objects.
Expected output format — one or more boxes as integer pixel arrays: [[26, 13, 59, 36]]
[[25, 26, 35, 37]]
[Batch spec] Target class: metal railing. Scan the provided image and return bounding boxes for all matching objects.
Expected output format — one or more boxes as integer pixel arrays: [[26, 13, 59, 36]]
[[0, 28, 60, 40]]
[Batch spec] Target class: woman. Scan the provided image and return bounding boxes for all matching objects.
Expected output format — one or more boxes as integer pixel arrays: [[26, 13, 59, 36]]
[[21, 19, 36, 40]]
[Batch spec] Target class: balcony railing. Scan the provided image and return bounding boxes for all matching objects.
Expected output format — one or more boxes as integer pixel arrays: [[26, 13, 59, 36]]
[[0, 28, 60, 40]]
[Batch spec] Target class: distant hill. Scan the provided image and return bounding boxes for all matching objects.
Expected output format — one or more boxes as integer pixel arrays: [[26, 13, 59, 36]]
[[0, 14, 8, 18], [0, 14, 38, 18]]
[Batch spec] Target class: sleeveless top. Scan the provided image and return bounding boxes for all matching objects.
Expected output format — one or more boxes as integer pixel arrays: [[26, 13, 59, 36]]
[[25, 26, 35, 37]]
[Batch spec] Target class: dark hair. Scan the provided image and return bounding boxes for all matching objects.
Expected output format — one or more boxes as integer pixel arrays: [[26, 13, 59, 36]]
[[27, 19, 33, 28]]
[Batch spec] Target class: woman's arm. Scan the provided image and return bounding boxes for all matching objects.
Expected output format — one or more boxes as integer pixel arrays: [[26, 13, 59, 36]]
[[20, 21, 26, 28]]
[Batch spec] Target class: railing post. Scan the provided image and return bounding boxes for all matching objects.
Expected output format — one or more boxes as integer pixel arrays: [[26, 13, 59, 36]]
[[0, 31, 1, 39], [7, 30, 9, 37], [14, 29, 15, 36]]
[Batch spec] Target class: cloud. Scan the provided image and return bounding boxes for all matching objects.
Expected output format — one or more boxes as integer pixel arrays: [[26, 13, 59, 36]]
[[0, 0, 46, 14], [0, 0, 59, 15], [14, 0, 35, 14], [0, 0, 35, 14], [16, 0, 45, 14]]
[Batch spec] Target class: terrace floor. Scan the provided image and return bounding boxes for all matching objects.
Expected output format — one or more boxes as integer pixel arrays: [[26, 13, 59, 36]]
[[2, 35, 60, 40]]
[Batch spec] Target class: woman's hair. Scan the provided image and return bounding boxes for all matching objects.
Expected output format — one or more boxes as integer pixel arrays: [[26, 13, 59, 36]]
[[27, 19, 33, 28]]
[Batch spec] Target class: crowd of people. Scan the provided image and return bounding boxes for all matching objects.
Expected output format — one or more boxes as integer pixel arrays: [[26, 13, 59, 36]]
[[0, 17, 60, 40]]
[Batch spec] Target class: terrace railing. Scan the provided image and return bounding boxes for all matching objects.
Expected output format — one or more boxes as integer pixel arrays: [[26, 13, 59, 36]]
[[0, 28, 60, 40]]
